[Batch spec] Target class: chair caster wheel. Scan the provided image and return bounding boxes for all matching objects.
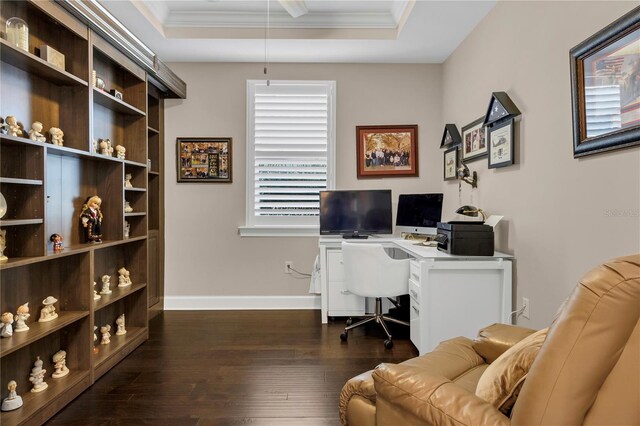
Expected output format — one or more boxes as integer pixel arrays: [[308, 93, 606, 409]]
[[384, 339, 393, 349], [346, 318, 353, 326], [340, 332, 348, 342]]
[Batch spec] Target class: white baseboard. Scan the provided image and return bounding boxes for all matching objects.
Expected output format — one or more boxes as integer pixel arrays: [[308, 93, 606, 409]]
[[164, 295, 321, 310]]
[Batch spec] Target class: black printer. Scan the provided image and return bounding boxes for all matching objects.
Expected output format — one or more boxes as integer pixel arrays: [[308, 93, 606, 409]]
[[436, 221, 494, 256]]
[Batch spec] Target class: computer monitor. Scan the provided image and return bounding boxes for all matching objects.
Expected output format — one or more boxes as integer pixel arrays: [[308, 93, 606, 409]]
[[319, 190, 393, 238], [395, 193, 444, 236]]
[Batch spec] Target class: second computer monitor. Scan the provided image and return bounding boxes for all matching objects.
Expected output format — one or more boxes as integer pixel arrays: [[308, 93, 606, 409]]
[[395, 193, 444, 236]]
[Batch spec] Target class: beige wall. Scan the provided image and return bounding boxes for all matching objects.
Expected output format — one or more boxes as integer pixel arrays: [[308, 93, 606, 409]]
[[164, 63, 442, 303], [441, 1, 640, 327]]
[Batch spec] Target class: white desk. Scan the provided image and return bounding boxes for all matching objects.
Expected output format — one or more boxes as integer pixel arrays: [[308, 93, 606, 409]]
[[318, 236, 513, 354]]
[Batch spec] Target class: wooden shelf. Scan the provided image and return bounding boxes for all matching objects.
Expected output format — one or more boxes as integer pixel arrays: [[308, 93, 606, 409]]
[[93, 282, 146, 312], [93, 88, 146, 116], [148, 170, 160, 176], [147, 126, 159, 135], [0, 218, 43, 226], [0, 134, 45, 148], [93, 327, 146, 369], [125, 187, 146, 192], [0, 177, 43, 185], [124, 212, 146, 217], [0, 39, 89, 87], [123, 159, 148, 168], [0, 311, 89, 357]]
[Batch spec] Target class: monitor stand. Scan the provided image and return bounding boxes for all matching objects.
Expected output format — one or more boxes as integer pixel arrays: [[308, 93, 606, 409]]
[[342, 232, 368, 240]]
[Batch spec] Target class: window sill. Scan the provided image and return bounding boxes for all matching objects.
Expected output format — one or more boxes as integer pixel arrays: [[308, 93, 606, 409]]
[[238, 226, 320, 237]]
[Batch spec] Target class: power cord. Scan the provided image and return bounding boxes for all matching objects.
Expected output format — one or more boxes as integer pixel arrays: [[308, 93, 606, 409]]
[[505, 306, 526, 323], [287, 265, 312, 278]]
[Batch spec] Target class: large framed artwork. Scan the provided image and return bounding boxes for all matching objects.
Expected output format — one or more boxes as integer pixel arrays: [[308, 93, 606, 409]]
[[570, 7, 640, 157], [356, 125, 418, 178], [177, 137, 232, 182], [461, 117, 487, 162]]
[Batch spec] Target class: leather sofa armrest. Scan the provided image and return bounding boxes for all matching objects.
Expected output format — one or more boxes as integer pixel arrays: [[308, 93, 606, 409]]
[[373, 363, 509, 426], [473, 323, 538, 364], [339, 370, 376, 425]]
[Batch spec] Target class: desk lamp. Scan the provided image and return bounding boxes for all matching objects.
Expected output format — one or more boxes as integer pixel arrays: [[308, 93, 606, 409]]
[[456, 205, 486, 222]]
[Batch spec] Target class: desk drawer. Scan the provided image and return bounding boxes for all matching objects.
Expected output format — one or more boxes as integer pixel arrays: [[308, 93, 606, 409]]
[[410, 296, 421, 352], [410, 260, 421, 282], [327, 251, 344, 282], [409, 278, 420, 302], [328, 280, 365, 315]]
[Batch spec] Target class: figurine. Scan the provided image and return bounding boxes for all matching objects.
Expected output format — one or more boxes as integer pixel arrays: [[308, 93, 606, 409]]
[[39, 296, 58, 322], [1, 381, 23, 412], [124, 201, 133, 213], [14, 303, 29, 332], [92, 139, 98, 153], [93, 281, 101, 301], [93, 325, 98, 342], [0, 117, 7, 135], [52, 350, 69, 378], [0, 229, 7, 262], [100, 324, 111, 345], [80, 195, 103, 243], [115, 144, 126, 159], [115, 314, 126, 335], [118, 267, 132, 288], [5, 116, 22, 137], [100, 274, 112, 295], [124, 220, 130, 239], [29, 357, 47, 393], [50, 233, 64, 253], [0, 313, 13, 338], [29, 121, 46, 142], [48, 127, 64, 146], [98, 138, 113, 156], [124, 173, 133, 188]]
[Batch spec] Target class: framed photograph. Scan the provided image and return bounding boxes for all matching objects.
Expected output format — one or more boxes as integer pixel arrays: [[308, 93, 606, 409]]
[[461, 117, 487, 162], [177, 137, 232, 183], [443, 146, 459, 181], [570, 7, 640, 157], [488, 118, 514, 169], [356, 125, 418, 178]]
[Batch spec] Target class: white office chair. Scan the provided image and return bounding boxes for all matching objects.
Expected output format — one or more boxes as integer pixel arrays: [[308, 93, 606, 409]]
[[339, 241, 410, 349]]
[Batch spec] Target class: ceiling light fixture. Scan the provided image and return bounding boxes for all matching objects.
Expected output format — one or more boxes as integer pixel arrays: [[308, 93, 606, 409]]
[[264, 0, 270, 86], [278, 0, 308, 18]]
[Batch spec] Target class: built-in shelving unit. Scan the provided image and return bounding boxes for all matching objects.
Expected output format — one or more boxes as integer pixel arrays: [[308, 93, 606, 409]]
[[0, 1, 177, 423]]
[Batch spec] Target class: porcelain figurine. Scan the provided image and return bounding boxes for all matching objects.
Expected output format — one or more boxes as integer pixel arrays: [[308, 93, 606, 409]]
[[52, 350, 69, 378], [0, 229, 7, 262], [80, 195, 103, 243], [49, 233, 64, 253], [118, 267, 132, 288], [93, 281, 101, 301], [100, 324, 111, 345], [115, 314, 126, 336], [124, 220, 130, 239], [39, 296, 58, 322], [14, 303, 29, 332], [99, 138, 113, 156], [49, 127, 64, 146], [115, 144, 126, 159], [94, 325, 98, 342], [0, 117, 7, 135], [124, 201, 133, 213], [29, 357, 48, 393], [100, 274, 112, 295], [5, 116, 22, 137], [0, 312, 13, 338], [1, 381, 23, 412], [124, 173, 133, 188], [29, 121, 46, 142]]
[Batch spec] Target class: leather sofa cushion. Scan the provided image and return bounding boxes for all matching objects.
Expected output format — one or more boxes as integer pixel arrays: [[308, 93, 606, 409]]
[[473, 323, 537, 364], [475, 327, 548, 415]]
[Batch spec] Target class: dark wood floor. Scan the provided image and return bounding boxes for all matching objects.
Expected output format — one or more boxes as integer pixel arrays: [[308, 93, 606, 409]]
[[47, 310, 418, 425]]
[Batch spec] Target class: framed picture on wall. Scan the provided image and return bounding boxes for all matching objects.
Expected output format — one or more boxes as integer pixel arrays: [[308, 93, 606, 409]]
[[444, 146, 459, 181], [488, 118, 515, 169], [355, 125, 418, 178], [461, 117, 487, 162], [177, 137, 232, 182]]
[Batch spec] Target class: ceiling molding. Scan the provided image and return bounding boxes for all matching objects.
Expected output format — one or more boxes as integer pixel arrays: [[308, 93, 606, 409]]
[[163, 26, 399, 40]]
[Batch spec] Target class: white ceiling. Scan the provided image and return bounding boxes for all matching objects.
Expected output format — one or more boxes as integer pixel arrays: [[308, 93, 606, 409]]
[[98, 0, 496, 63]]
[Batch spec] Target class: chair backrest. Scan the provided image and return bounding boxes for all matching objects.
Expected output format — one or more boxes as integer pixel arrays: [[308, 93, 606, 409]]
[[511, 254, 640, 425], [341, 241, 409, 298]]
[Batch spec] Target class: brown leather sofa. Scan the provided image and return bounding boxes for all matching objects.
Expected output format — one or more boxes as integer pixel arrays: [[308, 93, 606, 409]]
[[339, 254, 640, 425]]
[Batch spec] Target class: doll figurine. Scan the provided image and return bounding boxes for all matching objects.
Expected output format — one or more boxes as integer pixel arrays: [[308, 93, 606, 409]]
[[99, 138, 113, 156], [124, 201, 133, 213], [14, 303, 29, 332], [80, 195, 103, 243], [39, 296, 58, 322], [118, 267, 132, 288], [115, 144, 126, 159], [52, 350, 70, 378], [50, 233, 64, 253], [100, 324, 111, 345], [0, 117, 7, 135], [124, 220, 130, 239], [115, 313, 126, 335], [29, 121, 46, 142], [29, 357, 47, 393], [0, 229, 7, 262], [0, 313, 13, 338], [93, 281, 101, 301], [1, 380, 23, 411], [5, 116, 22, 137], [48, 127, 64, 146], [124, 173, 133, 188], [100, 274, 112, 295]]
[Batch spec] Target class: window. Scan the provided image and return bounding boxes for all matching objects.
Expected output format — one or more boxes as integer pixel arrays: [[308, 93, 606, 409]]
[[241, 80, 336, 236]]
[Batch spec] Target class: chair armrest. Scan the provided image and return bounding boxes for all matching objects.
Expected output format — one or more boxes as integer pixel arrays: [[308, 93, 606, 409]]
[[473, 323, 538, 364], [339, 370, 376, 425], [373, 363, 509, 426]]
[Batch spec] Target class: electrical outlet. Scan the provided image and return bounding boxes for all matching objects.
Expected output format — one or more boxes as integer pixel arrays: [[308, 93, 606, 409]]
[[522, 297, 530, 320], [285, 261, 293, 274]]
